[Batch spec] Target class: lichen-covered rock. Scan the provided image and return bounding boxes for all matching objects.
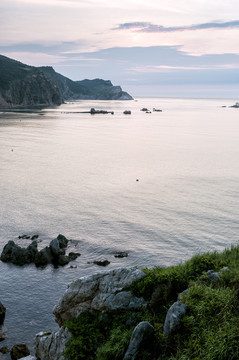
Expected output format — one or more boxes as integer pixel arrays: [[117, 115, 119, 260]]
[[18, 356, 36, 360], [123, 321, 154, 360], [35, 327, 71, 360], [163, 300, 187, 336], [53, 267, 147, 326], [206, 270, 219, 281]]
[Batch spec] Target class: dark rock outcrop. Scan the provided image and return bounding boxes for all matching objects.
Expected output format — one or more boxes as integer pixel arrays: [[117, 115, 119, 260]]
[[10, 344, 30, 360], [1, 240, 38, 265], [230, 102, 239, 108], [0, 234, 74, 267], [0, 345, 10, 354], [0, 302, 6, 324], [114, 252, 128, 258], [0, 332, 6, 341], [93, 259, 110, 266]]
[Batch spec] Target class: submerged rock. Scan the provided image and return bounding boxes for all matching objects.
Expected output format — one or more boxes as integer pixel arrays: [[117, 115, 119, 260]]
[[53, 267, 147, 326], [68, 252, 81, 261], [93, 259, 110, 266], [114, 252, 128, 258]]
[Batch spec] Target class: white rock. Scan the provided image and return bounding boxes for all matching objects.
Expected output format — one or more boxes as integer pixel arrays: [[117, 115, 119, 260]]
[[35, 327, 71, 360], [53, 267, 147, 325], [19, 357, 37, 360]]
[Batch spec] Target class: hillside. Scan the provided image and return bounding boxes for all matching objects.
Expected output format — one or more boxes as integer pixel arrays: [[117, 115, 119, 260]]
[[0, 55, 133, 108], [33, 244, 239, 360]]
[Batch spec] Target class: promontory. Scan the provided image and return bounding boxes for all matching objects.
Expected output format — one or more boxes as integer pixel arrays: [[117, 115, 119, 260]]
[[0, 54, 133, 108]]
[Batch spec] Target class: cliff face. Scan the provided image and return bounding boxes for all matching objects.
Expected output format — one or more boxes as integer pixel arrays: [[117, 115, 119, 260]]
[[0, 55, 133, 108], [0, 56, 63, 108]]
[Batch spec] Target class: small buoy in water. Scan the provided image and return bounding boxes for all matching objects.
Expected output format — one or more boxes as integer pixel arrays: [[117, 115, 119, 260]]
[[136, 179, 139, 181]]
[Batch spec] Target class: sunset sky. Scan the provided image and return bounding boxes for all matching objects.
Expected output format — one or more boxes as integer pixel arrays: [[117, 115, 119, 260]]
[[1, 0, 239, 97]]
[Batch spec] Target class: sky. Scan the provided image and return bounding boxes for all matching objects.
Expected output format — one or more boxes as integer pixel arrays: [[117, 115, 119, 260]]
[[1, 0, 239, 98]]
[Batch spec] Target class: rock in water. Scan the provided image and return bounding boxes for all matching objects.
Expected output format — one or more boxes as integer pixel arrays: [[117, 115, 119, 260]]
[[0, 345, 10, 354], [0, 332, 6, 341], [0, 235, 71, 267], [0, 302, 6, 324], [93, 259, 110, 266], [0, 240, 38, 265], [10, 344, 30, 360]]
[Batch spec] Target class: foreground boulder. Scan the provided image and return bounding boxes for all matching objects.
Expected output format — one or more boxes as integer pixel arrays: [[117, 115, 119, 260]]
[[163, 300, 187, 336], [0, 235, 77, 267], [35, 328, 71, 360], [53, 267, 147, 326], [123, 321, 155, 360]]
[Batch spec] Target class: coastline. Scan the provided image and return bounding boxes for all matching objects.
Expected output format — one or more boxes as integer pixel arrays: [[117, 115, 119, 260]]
[[15, 243, 239, 360]]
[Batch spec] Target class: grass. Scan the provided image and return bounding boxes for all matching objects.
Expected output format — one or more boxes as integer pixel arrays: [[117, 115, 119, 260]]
[[63, 244, 239, 360]]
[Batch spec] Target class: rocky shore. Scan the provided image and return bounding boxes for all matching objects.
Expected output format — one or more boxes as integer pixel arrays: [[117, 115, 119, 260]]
[[1, 244, 239, 359]]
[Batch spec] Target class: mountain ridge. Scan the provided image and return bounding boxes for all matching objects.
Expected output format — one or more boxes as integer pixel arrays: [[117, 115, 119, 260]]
[[0, 55, 133, 108]]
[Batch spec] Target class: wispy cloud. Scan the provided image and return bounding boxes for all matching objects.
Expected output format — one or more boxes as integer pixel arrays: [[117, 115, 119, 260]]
[[114, 20, 239, 33], [128, 63, 239, 73]]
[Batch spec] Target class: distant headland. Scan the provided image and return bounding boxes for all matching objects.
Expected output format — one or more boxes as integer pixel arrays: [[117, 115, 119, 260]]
[[0, 55, 133, 109]]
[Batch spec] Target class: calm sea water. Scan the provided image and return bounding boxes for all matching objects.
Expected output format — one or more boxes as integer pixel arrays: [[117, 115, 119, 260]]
[[1, 97, 239, 353]]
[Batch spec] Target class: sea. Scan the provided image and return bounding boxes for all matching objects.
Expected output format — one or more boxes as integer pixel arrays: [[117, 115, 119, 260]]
[[0, 97, 239, 354]]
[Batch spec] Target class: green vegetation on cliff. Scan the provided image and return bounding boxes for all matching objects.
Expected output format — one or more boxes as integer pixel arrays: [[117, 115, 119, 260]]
[[0, 54, 133, 108], [64, 245, 239, 360]]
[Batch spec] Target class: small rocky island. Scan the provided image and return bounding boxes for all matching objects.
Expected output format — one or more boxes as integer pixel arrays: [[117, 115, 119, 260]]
[[0, 55, 133, 108], [0, 234, 80, 267]]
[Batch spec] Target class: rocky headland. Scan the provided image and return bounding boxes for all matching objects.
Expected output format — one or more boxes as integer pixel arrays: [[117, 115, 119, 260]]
[[0, 55, 133, 109]]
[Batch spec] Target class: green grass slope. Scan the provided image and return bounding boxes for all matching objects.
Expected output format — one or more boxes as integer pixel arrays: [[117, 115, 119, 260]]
[[63, 245, 239, 360]]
